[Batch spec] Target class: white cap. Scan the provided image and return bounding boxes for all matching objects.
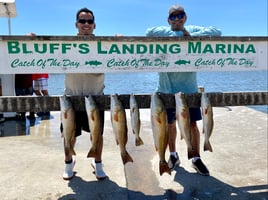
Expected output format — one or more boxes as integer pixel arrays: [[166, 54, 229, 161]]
[[169, 4, 185, 15]]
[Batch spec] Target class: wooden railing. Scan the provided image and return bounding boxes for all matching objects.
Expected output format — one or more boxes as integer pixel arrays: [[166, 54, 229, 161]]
[[0, 91, 267, 112]]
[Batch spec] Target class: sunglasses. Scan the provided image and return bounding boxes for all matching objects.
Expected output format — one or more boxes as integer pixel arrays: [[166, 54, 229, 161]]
[[77, 19, 94, 24], [169, 13, 185, 21]]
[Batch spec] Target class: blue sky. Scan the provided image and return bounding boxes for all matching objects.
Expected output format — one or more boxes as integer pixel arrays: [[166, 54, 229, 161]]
[[0, 0, 267, 36]]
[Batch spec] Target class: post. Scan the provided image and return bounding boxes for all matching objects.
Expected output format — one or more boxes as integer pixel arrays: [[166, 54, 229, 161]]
[[0, 78, 3, 122], [198, 86, 204, 93], [0, 1, 17, 118]]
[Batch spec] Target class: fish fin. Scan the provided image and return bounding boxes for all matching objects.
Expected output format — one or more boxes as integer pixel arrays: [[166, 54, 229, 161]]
[[64, 111, 68, 119], [115, 138, 119, 145], [135, 137, 144, 146], [70, 136, 76, 155], [205, 108, 208, 115], [70, 147, 76, 156], [156, 116, 162, 124], [90, 112, 95, 121], [181, 111, 187, 119], [113, 113, 119, 122], [204, 141, 213, 152], [122, 151, 134, 165], [180, 132, 184, 140], [154, 145, 158, 151], [87, 147, 97, 158], [159, 161, 171, 176]]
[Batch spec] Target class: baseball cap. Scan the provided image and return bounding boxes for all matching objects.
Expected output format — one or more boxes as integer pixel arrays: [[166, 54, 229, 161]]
[[168, 4, 185, 15]]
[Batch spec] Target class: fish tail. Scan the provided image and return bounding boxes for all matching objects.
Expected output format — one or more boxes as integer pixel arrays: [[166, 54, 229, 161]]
[[159, 161, 171, 176], [135, 136, 144, 146], [204, 141, 213, 152], [70, 147, 76, 156], [87, 148, 97, 158], [180, 133, 184, 140], [121, 151, 134, 165], [115, 138, 119, 145]]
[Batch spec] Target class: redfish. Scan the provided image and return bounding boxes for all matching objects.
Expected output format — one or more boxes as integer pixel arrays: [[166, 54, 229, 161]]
[[150, 93, 171, 176], [110, 94, 133, 165], [130, 93, 144, 146], [59, 95, 76, 157], [85, 95, 103, 158], [201, 92, 214, 152], [175, 92, 194, 159]]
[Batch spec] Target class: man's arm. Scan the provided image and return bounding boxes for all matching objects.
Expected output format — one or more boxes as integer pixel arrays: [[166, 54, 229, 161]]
[[186, 25, 222, 36], [145, 26, 172, 36]]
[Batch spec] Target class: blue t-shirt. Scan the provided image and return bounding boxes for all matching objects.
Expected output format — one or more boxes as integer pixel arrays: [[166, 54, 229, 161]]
[[146, 25, 221, 94]]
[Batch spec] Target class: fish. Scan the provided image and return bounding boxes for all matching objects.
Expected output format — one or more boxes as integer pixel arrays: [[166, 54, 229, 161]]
[[129, 93, 144, 146], [175, 92, 194, 159], [150, 93, 171, 176], [59, 95, 76, 156], [174, 59, 191, 65], [85, 95, 103, 158], [85, 60, 102, 66], [110, 94, 133, 165], [201, 92, 214, 152]]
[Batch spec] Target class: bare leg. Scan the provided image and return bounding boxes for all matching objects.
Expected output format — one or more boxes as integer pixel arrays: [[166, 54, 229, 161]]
[[167, 120, 180, 169], [41, 90, 49, 96], [168, 121, 177, 152], [34, 90, 42, 96], [189, 121, 200, 158], [89, 132, 103, 162], [94, 110, 104, 162], [95, 135, 103, 162], [64, 137, 76, 162], [63, 136, 76, 180], [90, 111, 106, 179], [190, 121, 209, 175]]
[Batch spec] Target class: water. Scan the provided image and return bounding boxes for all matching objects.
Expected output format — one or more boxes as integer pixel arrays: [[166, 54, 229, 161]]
[[48, 70, 268, 113]]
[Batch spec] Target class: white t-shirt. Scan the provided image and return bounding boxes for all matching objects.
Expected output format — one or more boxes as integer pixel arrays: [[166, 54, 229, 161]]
[[64, 73, 105, 96]]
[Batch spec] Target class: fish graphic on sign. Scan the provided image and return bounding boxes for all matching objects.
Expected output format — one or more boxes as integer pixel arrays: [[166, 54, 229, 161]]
[[174, 60, 191, 65], [85, 60, 102, 66]]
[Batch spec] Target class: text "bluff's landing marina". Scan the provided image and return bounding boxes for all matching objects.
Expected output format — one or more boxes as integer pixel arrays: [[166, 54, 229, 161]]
[[7, 41, 256, 54]]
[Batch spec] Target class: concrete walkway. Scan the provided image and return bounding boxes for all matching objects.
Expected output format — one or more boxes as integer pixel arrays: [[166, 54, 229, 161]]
[[0, 106, 267, 200]]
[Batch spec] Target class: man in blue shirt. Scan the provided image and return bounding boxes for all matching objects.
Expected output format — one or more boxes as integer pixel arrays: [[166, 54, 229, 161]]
[[146, 4, 221, 176]]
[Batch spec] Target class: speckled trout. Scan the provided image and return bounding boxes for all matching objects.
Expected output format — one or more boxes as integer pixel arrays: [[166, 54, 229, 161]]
[[201, 92, 214, 152], [110, 94, 133, 165], [129, 93, 144, 146], [175, 92, 194, 159], [150, 93, 171, 176], [59, 95, 76, 156], [85, 95, 103, 158]]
